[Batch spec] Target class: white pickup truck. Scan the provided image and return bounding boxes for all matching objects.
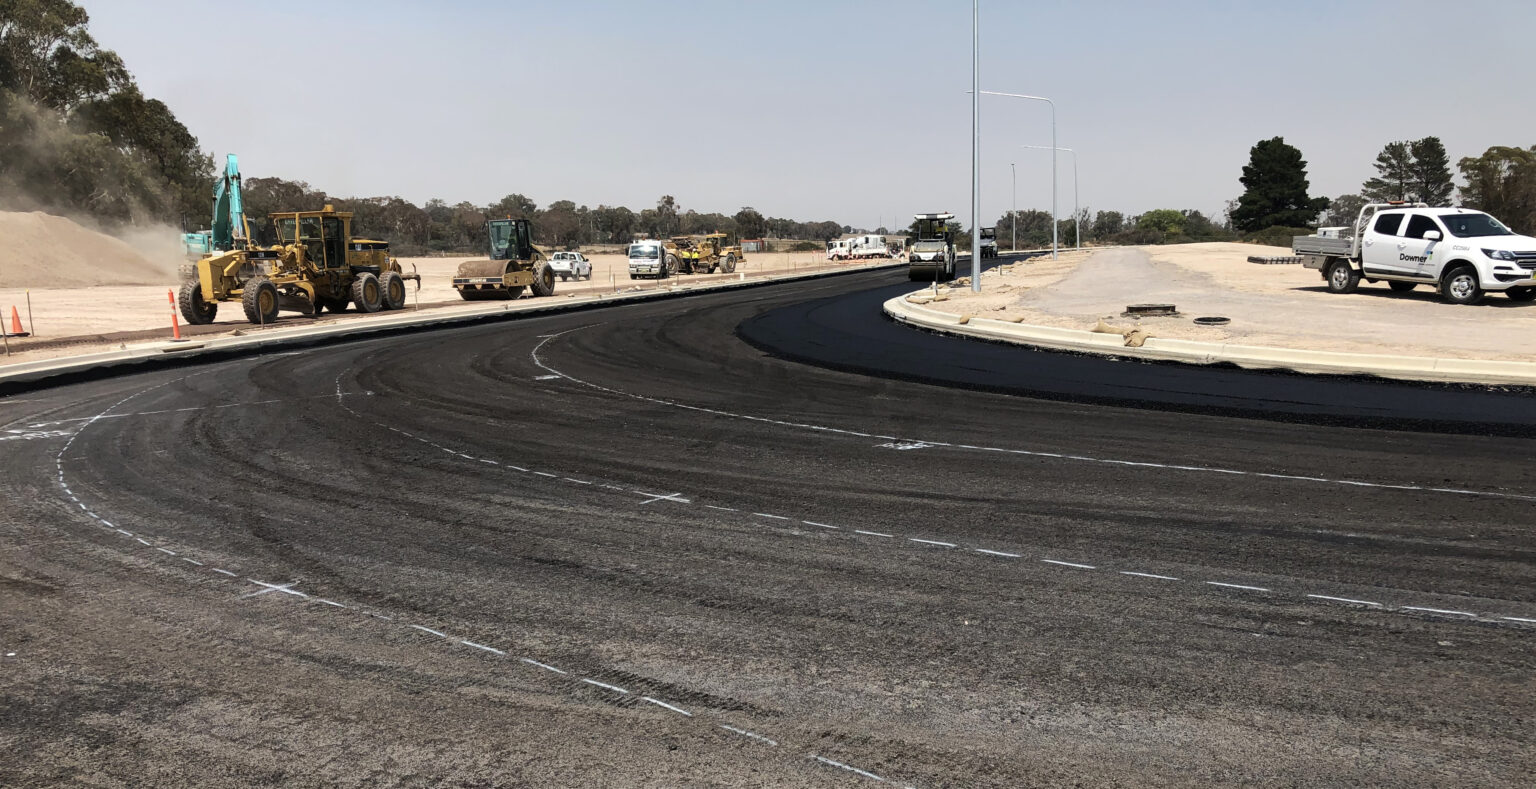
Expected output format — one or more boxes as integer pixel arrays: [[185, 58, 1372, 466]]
[[1293, 202, 1536, 304]]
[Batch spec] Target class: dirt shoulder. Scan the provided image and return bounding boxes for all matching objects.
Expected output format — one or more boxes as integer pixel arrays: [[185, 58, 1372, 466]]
[[0, 250, 854, 364], [922, 243, 1536, 363]]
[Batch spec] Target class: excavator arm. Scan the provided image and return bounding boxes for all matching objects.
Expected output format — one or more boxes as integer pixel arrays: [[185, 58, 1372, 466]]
[[210, 154, 247, 252]]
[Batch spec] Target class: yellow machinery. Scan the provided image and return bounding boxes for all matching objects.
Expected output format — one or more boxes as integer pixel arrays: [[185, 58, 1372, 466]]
[[178, 205, 418, 325], [452, 218, 556, 300], [664, 232, 743, 275]]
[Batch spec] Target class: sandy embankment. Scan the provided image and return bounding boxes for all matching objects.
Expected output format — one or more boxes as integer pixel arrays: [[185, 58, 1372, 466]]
[[920, 243, 1536, 363]]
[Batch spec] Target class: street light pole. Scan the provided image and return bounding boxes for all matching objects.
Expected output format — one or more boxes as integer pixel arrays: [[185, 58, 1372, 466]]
[[976, 90, 1056, 259], [970, 0, 981, 292], [1011, 162, 1016, 252], [1022, 144, 1079, 250]]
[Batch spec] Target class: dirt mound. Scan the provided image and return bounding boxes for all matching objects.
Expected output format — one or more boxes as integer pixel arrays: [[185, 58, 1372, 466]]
[[0, 211, 177, 288]]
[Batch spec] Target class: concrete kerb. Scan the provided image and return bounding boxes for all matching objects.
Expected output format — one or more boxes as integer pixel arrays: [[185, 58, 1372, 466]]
[[0, 260, 905, 394], [885, 291, 1536, 387]]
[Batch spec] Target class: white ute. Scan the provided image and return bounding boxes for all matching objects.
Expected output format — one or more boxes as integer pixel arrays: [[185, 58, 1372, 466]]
[[548, 251, 592, 281], [1294, 202, 1536, 304]]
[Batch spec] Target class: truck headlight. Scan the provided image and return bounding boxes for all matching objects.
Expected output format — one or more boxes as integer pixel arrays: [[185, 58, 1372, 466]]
[[1484, 249, 1517, 261]]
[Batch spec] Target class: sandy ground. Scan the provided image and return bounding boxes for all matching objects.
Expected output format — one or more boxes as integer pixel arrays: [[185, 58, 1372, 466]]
[[0, 249, 858, 363], [924, 243, 1536, 362]]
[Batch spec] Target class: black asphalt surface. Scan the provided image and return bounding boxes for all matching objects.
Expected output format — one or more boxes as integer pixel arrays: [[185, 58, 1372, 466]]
[[3, 267, 1534, 787]]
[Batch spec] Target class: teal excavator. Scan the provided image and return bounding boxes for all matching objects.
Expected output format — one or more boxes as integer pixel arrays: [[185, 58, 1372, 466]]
[[179, 154, 252, 259]]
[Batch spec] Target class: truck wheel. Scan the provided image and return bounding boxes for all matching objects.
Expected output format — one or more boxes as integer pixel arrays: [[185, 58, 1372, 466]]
[[531, 261, 556, 297], [664, 254, 678, 278], [241, 277, 279, 325], [721, 254, 737, 274], [379, 271, 407, 310], [1387, 280, 1416, 293], [178, 280, 217, 325], [351, 272, 383, 313], [1441, 266, 1483, 305], [1505, 286, 1536, 302], [1325, 260, 1359, 294]]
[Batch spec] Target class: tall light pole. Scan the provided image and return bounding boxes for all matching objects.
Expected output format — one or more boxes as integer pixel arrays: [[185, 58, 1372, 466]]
[[1010, 162, 1016, 252], [975, 90, 1056, 259], [1022, 144, 1079, 250], [970, 0, 981, 292]]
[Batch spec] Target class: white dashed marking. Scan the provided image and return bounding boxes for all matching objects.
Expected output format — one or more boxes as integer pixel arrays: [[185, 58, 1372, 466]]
[[641, 697, 693, 717], [1307, 594, 1382, 607], [462, 640, 506, 655], [521, 658, 568, 675], [1041, 559, 1095, 570], [1206, 581, 1269, 592], [1121, 571, 1180, 581], [1401, 606, 1476, 617], [854, 530, 893, 538], [974, 548, 1021, 558], [580, 678, 630, 695], [811, 755, 887, 782], [410, 625, 450, 638], [909, 538, 956, 548], [720, 725, 778, 746]]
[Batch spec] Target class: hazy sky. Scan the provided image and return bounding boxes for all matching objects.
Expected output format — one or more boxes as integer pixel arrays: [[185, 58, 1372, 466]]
[[85, 0, 1536, 229]]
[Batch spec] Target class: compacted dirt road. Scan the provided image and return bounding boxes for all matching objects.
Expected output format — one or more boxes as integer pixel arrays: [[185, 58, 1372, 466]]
[[2, 268, 1533, 787]]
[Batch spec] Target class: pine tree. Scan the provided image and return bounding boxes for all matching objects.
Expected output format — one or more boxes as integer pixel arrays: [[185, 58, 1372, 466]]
[[1408, 137, 1455, 205], [1230, 137, 1330, 232], [1361, 141, 1413, 202]]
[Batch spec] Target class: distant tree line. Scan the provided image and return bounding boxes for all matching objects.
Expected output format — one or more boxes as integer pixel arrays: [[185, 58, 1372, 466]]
[[240, 179, 850, 255]]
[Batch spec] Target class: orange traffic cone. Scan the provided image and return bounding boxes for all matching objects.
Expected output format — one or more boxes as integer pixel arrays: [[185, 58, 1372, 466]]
[[7, 306, 27, 337], [167, 290, 182, 341]]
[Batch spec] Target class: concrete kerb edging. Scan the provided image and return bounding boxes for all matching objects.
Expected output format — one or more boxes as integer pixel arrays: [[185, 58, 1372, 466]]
[[0, 261, 905, 393], [884, 290, 1536, 387]]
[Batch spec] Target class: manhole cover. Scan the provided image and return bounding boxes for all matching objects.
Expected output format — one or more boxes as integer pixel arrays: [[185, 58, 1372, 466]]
[[1193, 316, 1230, 326], [1123, 303, 1177, 316]]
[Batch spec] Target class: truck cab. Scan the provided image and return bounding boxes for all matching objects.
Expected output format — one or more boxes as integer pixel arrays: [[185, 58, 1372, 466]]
[[1295, 204, 1536, 304], [628, 239, 671, 279]]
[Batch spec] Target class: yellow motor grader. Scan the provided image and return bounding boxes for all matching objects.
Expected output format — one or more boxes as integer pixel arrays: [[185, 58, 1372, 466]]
[[178, 206, 418, 325], [664, 232, 743, 275]]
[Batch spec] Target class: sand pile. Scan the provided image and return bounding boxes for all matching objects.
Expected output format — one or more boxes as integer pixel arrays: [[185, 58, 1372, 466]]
[[0, 211, 178, 288]]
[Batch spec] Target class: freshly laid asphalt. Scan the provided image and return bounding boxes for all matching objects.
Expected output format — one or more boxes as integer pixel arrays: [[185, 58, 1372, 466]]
[[2, 266, 1533, 787]]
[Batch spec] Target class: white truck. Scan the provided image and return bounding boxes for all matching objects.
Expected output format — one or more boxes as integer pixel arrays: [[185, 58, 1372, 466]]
[[848, 234, 890, 259], [627, 239, 673, 279], [1293, 203, 1536, 304]]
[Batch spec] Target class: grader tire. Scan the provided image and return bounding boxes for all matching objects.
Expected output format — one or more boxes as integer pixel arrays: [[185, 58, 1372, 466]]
[[178, 280, 217, 325], [531, 261, 556, 297], [379, 270, 407, 310], [241, 277, 279, 325], [352, 272, 383, 313]]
